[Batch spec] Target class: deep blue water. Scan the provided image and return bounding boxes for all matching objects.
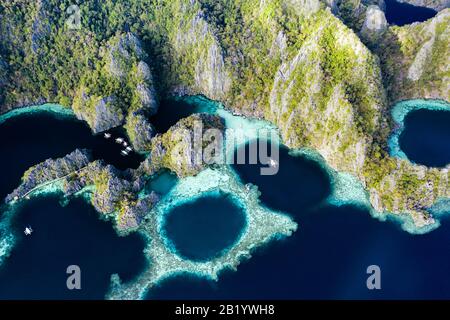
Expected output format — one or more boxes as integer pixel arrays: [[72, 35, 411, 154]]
[[0, 110, 148, 299], [150, 98, 207, 133], [0, 112, 143, 200], [1, 99, 450, 300], [385, 0, 437, 26], [0, 196, 146, 299], [146, 137, 450, 300], [163, 193, 246, 262], [149, 205, 450, 299], [399, 109, 450, 167], [231, 140, 331, 214]]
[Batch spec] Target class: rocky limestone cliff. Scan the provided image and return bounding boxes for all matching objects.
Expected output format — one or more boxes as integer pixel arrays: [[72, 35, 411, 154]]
[[73, 32, 158, 134], [138, 113, 225, 177], [157, 0, 448, 227], [5, 149, 160, 233], [323, 0, 385, 32], [144, 0, 232, 100], [5, 149, 92, 203], [359, 5, 388, 46], [1, 0, 449, 229], [378, 9, 450, 102]]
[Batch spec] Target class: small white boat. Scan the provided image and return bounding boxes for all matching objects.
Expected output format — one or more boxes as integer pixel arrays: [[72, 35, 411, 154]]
[[115, 137, 124, 144], [25, 195, 30, 200], [104, 133, 112, 139], [24, 226, 33, 236], [125, 146, 133, 152], [121, 150, 129, 156], [268, 158, 278, 167], [122, 141, 128, 147]]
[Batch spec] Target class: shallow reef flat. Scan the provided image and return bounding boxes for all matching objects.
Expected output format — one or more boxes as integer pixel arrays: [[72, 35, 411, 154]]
[[0, 103, 75, 125]]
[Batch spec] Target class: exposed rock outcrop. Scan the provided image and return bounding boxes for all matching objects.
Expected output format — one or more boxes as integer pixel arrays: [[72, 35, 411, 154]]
[[5, 149, 160, 233], [5, 149, 92, 203], [73, 94, 124, 134], [326, 0, 386, 31], [360, 5, 388, 46], [72, 32, 158, 134], [124, 112, 155, 152], [138, 113, 225, 177], [30, 0, 51, 54], [377, 9, 450, 102]]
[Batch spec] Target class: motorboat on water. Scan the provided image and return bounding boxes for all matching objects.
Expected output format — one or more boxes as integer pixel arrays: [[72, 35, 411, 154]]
[[125, 146, 133, 152], [122, 141, 128, 147], [268, 158, 278, 167], [115, 137, 124, 144], [121, 150, 129, 156], [104, 133, 112, 139], [24, 226, 33, 236]]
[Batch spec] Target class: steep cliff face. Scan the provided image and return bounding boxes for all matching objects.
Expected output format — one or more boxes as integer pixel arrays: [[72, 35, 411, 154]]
[[5, 149, 159, 233], [159, 0, 448, 226], [141, 0, 232, 100], [0, 3, 159, 135], [72, 33, 158, 134], [378, 9, 450, 103], [359, 5, 388, 46], [1, 0, 449, 228], [138, 113, 225, 177], [266, 9, 386, 176], [317, 0, 386, 33]]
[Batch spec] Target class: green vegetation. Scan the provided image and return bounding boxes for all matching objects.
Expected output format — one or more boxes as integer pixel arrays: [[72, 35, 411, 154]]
[[1, 0, 448, 225], [377, 9, 450, 103]]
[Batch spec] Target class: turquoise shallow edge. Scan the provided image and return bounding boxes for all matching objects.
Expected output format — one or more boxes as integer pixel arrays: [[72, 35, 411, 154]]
[[0, 103, 75, 125], [1, 97, 450, 300], [388, 99, 450, 161]]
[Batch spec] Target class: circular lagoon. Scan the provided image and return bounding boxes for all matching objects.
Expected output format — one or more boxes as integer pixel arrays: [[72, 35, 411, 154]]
[[389, 99, 450, 167], [399, 109, 450, 167], [162, 193, 246, 262]]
